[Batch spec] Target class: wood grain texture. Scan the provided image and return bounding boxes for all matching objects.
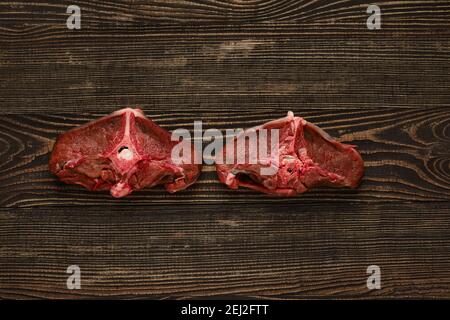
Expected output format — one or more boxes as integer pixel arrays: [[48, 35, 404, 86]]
[[1, 0, 450, 26], [0, 0, 449, 299], [1, 25, 450, 113], [0, 107, 449, 207], [0, 202, 449, 299]]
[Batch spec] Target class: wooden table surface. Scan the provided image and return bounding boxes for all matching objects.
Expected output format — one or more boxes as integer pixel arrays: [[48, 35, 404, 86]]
[[0, 1, 449, 299]]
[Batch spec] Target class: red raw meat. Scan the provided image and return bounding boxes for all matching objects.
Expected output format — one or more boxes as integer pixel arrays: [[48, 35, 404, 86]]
[[216, 111, 364, 196], [49, 108, 201, 198]]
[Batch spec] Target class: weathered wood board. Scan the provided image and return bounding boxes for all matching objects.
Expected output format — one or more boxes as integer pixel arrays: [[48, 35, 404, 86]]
[[0, 1, 449, 299]]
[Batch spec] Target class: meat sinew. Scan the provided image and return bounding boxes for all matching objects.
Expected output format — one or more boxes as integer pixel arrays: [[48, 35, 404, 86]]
[[215, 111, 364, 196], [49, 108, 201, 198]]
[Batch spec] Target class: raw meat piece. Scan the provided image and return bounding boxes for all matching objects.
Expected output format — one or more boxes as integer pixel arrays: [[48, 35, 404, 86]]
[[216, 111, 364, 196], [49, 108, 201, 198]]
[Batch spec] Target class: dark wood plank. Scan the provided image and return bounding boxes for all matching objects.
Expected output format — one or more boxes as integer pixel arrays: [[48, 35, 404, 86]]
[[0, 202, 449, 299], [1, 0, 449, 300], [1, 24, 450, 113], [1, 0, 450, 26], [0, 107, 448, 207]]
